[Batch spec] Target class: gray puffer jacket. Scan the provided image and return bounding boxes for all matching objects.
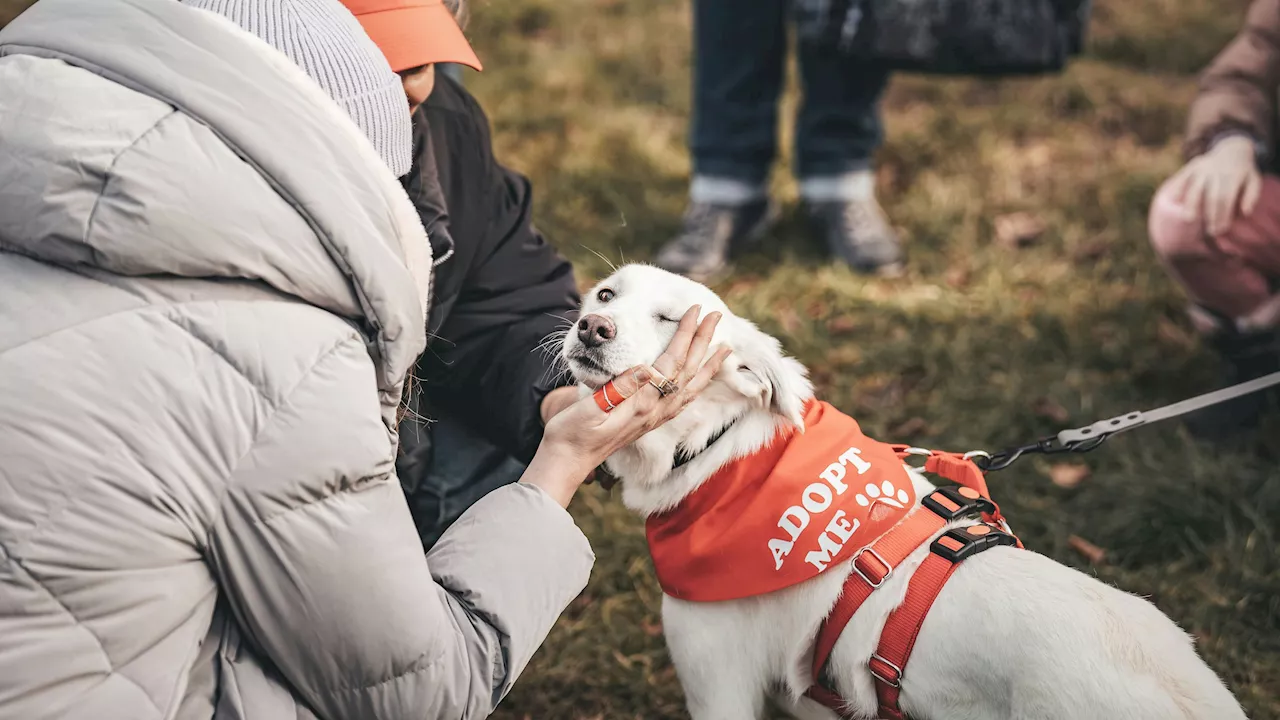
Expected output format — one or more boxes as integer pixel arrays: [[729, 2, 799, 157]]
[[0, 1, 594, 719]]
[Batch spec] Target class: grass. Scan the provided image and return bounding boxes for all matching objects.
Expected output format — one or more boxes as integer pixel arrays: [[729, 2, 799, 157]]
[[3, 0, 1275, 716], [459, 0, 1280, 717]]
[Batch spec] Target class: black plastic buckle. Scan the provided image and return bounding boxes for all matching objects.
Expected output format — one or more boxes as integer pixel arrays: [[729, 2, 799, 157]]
[[930, 524, 1018, 563], [921, 486, 995, 522]]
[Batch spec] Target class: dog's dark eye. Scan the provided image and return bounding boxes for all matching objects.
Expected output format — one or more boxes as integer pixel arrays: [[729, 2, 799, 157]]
[[656, 314, 680, 324], [596, 288, 615, 303]]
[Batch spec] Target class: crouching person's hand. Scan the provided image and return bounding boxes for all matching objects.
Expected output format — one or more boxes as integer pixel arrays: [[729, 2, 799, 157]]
[[522, 306, 731, 506], [1165, 134, 1262, 236]]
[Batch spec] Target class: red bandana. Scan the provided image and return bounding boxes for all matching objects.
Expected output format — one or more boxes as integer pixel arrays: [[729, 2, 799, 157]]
[[645, 401, 917, 602]]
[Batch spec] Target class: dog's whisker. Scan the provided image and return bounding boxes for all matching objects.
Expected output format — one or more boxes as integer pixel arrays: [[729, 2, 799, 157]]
[[543, 312, 576, 325], [423, 330, 456, 347], [582, 245, 619, 273], [538, 361, 573, 388], [534, 330, 569, 358]]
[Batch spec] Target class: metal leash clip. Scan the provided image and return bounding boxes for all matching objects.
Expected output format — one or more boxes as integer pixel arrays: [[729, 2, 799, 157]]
[[973, 433, 1111, 472]]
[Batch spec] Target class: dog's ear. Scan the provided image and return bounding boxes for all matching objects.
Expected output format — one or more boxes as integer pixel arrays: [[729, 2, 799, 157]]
[[718, 319, 812, 428]]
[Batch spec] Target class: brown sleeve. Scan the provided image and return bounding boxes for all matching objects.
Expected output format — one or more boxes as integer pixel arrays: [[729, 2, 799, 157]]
[[1185, 0, 1280, 160]]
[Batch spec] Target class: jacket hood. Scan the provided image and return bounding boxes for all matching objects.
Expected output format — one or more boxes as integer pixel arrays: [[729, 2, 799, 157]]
[[0, 0, 432, 391]]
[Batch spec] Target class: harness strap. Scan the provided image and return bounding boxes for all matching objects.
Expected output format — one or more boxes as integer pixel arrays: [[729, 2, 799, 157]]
[[869, 548, 964, 719], [805, 450, 1020, 719], [915, 449, 1021, 548], [808, 508, 947, 683]]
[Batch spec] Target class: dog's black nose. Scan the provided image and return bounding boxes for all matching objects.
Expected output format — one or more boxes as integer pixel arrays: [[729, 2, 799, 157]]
[[577, 314, 616, 347]]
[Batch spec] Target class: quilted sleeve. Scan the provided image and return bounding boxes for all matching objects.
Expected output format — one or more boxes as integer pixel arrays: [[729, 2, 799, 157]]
[[207, 334, 594, 719]]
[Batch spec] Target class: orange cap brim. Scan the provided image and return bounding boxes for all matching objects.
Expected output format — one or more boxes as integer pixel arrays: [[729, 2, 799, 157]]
[[355, 2, 482, 73]]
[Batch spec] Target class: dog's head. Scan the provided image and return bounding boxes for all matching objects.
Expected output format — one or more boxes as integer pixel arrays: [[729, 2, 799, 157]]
[[562, 264, 811, 431]]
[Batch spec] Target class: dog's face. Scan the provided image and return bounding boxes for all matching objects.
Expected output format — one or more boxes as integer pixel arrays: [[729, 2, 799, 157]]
[[563, 264, 810, 428], [563, 265, 730, 388]]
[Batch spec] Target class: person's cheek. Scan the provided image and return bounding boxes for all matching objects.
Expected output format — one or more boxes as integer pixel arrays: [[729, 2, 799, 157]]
[[402, 66, 436, 112]]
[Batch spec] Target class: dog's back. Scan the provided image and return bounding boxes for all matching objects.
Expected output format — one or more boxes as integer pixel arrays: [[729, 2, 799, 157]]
[[892, 547, 1246, 720]]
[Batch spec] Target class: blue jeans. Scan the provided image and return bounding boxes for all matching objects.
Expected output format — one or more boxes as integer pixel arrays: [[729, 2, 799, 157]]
[[690, 0, 890, 185], [400, 418, 525, 549]]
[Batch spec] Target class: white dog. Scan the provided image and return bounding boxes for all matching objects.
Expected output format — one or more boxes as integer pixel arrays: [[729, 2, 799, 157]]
[[561, 264, 1247, 720]]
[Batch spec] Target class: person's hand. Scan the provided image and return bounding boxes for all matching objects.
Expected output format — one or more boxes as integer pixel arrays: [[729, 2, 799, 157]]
[[520, 306, 732, 507], [539, 386, 579, 425], [1165, 134, 1262, 237]]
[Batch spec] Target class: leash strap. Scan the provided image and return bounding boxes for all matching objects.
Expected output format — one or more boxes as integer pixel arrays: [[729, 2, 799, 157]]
[[1057, 370, 1280, 444], [980, 370, 1280, 471]]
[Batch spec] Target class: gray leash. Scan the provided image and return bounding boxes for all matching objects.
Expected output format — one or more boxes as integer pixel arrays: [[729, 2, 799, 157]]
[[976, 371, 1280, 471]]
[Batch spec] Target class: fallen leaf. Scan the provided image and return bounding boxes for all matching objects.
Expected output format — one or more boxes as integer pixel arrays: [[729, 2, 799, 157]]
[[890, 417, 931, 437], [612, 649, 633, 668], [1068, 534, 1107, 564], [943, 266, 971, 289], [724, 278, 761, 298], [1049, 463, 1090, 488], [641, 619, 663, 637], [994, 212, 1047, 248], [1156, 316, 1195, 350], [879, 162, 900, 192], [826, 316, 857, 334], [806, 300, 830, 318], [778, 308, 801, 334], [860, 377, 905, 411], [859, 368, 926, 410], [828, 346, 862, 366], [1031, 397, 1071, 423], [1074, 236, 1108, 261], [566, 593, 595, 619]]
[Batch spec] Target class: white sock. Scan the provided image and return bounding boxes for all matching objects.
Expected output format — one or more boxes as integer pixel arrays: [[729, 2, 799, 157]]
[[690, 175, 768, 206], [799, 169, 875, 203]]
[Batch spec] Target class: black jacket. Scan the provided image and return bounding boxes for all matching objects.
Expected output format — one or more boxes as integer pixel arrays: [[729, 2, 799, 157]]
[[398, 75, 579, 469]]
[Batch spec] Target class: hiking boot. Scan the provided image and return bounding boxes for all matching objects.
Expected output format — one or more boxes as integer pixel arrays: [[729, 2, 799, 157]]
[[655, 199, 775, 282], [1185, 328, 1280, 441], [807, 197, 905, 276]]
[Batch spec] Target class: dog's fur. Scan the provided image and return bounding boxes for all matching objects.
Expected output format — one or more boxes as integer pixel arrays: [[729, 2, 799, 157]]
[[562, 264, 1247, 720]]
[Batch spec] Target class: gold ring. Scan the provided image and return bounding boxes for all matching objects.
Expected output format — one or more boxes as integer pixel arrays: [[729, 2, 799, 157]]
[[649, 371, 679, 397]]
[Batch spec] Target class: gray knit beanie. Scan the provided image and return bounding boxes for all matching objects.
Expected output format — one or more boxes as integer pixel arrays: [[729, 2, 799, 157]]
[[183, 0, 413, 177]]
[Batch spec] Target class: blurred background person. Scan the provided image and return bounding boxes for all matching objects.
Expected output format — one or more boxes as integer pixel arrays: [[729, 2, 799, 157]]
[[654, 0, 903, 282], [1148, 0, 1280, 439]]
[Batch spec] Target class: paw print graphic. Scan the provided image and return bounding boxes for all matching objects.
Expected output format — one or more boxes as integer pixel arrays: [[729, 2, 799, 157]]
[[855, 479, 910, 521]]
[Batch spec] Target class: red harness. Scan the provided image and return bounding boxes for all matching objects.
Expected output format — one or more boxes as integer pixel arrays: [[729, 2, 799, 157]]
[[804, 449, 1022, 720], [642, 404, 1022, 720]]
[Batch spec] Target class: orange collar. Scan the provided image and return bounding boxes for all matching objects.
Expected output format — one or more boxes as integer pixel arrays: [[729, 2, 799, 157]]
[[645, 401, 918, 602]]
